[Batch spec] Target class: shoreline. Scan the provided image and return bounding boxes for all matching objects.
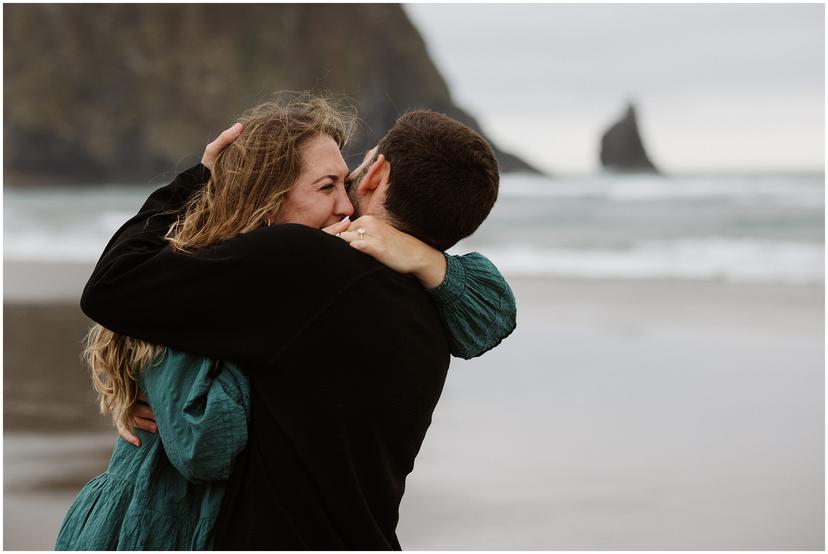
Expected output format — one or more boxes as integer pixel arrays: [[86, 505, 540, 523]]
[[4, 256, 824, 303]]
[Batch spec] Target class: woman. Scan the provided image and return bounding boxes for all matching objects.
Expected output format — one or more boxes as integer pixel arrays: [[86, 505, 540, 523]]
[[56, 94, 516, 550]]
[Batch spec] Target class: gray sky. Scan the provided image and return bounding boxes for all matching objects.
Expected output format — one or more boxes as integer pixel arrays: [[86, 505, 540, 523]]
[[404, 3, 825, 173]]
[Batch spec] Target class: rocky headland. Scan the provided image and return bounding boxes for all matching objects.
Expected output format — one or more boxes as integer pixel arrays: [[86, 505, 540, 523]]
[[4, 4, 537, 185]]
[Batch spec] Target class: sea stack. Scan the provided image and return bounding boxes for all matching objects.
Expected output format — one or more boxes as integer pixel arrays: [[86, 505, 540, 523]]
[[600, 103, 658, 173]]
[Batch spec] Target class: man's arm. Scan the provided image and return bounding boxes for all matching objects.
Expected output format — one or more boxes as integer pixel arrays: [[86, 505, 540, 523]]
[[82, 203, 374, 367], [82, 167, 378, 367], [81, 123, 381, 367], [87, 122, 242, 278], [85, 162, 206, 276]]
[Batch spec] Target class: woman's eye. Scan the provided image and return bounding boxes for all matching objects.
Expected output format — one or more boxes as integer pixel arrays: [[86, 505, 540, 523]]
[[320, 183, 335, 192]]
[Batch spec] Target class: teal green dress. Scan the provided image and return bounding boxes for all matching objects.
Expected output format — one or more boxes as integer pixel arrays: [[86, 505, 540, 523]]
[[55, 253, 517, 550]]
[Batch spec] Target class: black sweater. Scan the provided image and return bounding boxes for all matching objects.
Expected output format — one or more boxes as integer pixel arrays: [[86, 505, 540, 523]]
[[81, 165, 451, 549]]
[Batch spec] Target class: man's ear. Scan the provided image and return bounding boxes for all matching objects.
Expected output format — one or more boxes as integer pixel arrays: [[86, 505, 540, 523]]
[[356, 154, 389, 195]]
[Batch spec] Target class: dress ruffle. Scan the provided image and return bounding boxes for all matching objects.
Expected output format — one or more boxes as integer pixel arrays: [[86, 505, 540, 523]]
[[55, 473, 133, 550], [55, 458, 223, 550], [55, 351, 247, 551], [115, 506, 219, 550]]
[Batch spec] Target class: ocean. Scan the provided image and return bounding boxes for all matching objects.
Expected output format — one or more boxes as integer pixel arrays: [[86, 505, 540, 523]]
[[3, 171, 825, 549], [5, 172, 824, 290]]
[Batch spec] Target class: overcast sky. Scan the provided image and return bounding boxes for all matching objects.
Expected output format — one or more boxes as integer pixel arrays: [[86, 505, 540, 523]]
[[404, 3, 825, 174]]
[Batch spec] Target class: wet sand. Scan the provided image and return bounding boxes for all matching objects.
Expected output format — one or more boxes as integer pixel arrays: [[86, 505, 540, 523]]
[[3, 278, 825, 550], [4, 301, 114, 550]]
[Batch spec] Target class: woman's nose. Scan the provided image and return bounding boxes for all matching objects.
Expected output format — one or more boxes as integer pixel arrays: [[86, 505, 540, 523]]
[[336, 189, 354, 217]]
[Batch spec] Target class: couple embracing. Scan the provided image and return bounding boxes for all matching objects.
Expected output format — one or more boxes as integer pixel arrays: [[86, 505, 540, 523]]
[[56, 93, 516, 550]]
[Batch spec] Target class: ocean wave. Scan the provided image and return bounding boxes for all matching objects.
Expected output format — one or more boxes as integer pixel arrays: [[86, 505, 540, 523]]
[[499, 174, 825, 206], [452, 239, 824, 285], [4, 210, 133, 263], [4, 232, 111, 263], [5, 184, 824, 288], [6, 228, 824, 285]]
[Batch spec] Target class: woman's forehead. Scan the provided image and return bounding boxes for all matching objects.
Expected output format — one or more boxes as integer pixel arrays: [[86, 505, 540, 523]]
[[302, 135, 349, 178]]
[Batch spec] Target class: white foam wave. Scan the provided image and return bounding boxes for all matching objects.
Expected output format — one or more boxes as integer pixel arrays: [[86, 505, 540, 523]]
[[96, 211, 134, 231], [499, 174, 825, 206], [6, 228, 824, 285], [454, 239, 824, 285], [4, 210, 132, 263], [4, 232, 110, 263]]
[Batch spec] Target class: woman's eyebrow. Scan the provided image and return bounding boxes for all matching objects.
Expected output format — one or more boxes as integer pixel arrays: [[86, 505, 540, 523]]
[[311, 174, 341, 184]]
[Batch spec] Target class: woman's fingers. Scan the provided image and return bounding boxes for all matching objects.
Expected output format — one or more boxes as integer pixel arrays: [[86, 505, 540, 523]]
[[133, 401, 156, 422], [132, 400, 157, 433], [339, 232, 380, 259], [346, 215, 377, 233], [117, 420, 141, 447], [338, 230, 357, 243], [338, 230, 372, 244], [348, 238, 371, 253], [341, 215, 385, 244], [133, 415, 158, 433], [322, 217, 351, 236], [201, 122, 244, 170]]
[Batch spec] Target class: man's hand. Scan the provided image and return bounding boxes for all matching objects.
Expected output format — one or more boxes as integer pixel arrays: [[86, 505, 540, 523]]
[[117, 393, 158, 447], [201, 122, 244, 171], [337, 216, 447, 289]]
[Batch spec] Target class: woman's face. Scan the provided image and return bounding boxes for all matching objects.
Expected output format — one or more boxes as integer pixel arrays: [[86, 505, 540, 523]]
[[273, 134, 354, 228]]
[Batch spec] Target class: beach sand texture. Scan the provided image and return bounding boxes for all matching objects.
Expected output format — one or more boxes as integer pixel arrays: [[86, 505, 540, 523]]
[[3, 276, 824, 550]]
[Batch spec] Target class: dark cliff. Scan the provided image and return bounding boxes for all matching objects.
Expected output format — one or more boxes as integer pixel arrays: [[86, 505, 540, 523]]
[[599, 103, 659, 173], [4, 4, 537, 185]]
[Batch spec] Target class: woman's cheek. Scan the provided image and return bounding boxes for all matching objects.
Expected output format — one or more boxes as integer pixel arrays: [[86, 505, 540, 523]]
[[322, 197, 336, 224]]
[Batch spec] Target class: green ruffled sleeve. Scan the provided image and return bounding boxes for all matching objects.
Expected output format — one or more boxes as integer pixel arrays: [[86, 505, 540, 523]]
[[140, 350, 251, 483], [428, 252, 517, 359]]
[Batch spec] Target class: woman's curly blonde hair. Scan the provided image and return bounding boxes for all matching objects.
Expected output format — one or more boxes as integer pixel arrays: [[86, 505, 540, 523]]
[[84, 92, 356, 433]]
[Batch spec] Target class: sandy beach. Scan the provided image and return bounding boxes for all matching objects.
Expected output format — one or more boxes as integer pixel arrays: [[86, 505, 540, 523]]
[[3, 273, 823, 550]]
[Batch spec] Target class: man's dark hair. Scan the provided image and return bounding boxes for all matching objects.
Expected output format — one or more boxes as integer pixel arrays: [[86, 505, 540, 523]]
[[377, 110, 500, 251]]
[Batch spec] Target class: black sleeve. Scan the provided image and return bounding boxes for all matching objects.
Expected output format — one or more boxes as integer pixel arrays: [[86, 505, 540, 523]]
[[89, 162, 211, 268], [81, 166, 380, 367]]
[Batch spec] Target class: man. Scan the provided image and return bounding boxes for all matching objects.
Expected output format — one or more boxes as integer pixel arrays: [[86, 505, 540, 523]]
[[81, 110, 500, 549]]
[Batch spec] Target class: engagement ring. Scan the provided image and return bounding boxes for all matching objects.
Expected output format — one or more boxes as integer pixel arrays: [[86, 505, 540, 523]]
[[358, 228, 366, 240]]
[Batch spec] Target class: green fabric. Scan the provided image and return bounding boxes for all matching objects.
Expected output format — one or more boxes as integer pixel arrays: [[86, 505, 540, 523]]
[[55, 253, 515, 550], [55, 351, 249, 551], [429, 253, 518, 359]]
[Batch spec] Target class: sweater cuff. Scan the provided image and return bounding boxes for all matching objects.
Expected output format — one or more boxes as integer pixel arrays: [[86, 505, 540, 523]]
[[186, 163, 211, 184], [428, 253, 466, 306]]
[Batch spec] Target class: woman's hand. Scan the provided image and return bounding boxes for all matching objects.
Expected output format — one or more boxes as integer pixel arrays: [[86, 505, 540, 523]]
[[116, 393, 157, 447], [321, 217, 352, 236], [337, 216, 447, 289], [201, 122, 244, 170]]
